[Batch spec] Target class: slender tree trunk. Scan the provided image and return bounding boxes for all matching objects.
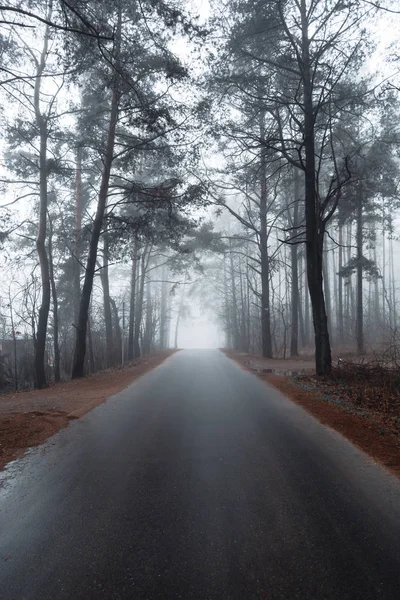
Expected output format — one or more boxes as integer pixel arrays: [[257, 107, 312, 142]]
[[33, 8, 53, 388], [48, 215, 60, 383], [290, 172, 300, 356], [134, 248, 149, 359], [128, 240, 138, 360], [223, 256, 232, 347], [338, 220, 344, 344], [8, 293, 18, 392], [298, 252, 306, 348], [389, 231, 396, 329], [323, 241, 332, 339], [374, 244, 379, 330], [87, 309, 95, 374], [304, 258, 310, 346], [239, 265, 248, 351], [243, 250, 250, 351], [259, 114, 273, 358], [382, 220, 386, 327], [345, 224, 352, 329], [356, 197, 364, 354], [72, 13, 121, 379], [332, 236, 338, 343], [143, 280, 152, 355], [159, 262, 168, 349], [73, 145, 83, 324], [100, 235, 114, 366], [174, 276, 186, 349], [228, 242, 240, 350], [110, 297, 122, 364]]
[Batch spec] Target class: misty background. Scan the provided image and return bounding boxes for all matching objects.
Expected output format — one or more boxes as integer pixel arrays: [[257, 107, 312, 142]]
[[0, 0, 400, 389]]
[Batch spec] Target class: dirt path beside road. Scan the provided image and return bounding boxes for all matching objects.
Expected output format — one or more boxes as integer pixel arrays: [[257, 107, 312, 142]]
[[0, 350, 176, 470]]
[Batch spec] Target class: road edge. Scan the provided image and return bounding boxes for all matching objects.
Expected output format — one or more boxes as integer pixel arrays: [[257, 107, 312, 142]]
[[222, 349, 400, 479]]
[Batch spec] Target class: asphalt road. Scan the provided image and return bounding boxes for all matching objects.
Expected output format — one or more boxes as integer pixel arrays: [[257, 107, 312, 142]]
[[1, 349, 400, 600]]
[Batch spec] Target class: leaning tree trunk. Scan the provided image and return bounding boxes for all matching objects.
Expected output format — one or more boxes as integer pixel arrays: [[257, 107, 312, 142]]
[[300, 0, 332, 375], [71, 59, 121, 378]]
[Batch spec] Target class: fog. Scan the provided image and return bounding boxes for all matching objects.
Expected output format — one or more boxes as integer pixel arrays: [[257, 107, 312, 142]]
[[0, 0, 400, 389]]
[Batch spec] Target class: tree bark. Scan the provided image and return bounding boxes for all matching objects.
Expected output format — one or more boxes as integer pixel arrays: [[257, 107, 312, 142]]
[[48, 215, 60, 382], [133, 247, 149, 359], [259, 114, 273, 358], [159, 262, 168, 350], [356, 196, 364, 354], [100, 234, 114, 366], [174, 275, 187, 349], [290, 172, 300, 357], [73, 145, 83, 324], [300, 0, 331, 375], [128, 241, 138, 360], [338, 219, 344, 344], [71, 11, 121, 379], [323, 241, 332, 339], [143, 280, 153, 355], [110, 297, 122, 364], [33, 6, 53, 388], [87, 309, 95, 374], [228, 241, 240, 350]]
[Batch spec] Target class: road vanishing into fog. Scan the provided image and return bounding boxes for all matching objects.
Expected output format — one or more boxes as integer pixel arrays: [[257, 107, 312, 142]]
[[1, 350, 400, 599]]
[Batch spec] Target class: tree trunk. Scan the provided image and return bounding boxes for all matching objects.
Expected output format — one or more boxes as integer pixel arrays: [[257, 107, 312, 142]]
[[33, 8, 53, 389], [259, 114, 273, 358], [73, 145, 83, 324], [8, 294, 18, 392], [290, 172, 300, 357], [100, 235, 114, 367], [128, 240, 138, 360], [143, 280, 152, 355], [304, 257, 310, 346], [159, 262, 168, 349], [338, 219, 344, 344], [87, 309, 95, 374], [228, 242, 240, 350], [223, 255, 232, 347], [323, 241, 332, 339], [374, 244, 380, 330], [71, 14, 121, 379], [356, 196, 364, 355], [110, 297, 122, 364], [389, 228, 397, 329], [300, 0, 331, 375], [174, 276, 186, 349], [48, 215, 60, 383], [134, 248, 148, 359]]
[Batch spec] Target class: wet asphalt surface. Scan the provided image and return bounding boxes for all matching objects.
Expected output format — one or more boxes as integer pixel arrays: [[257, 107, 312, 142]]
[[1, 349, 400, 600]]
